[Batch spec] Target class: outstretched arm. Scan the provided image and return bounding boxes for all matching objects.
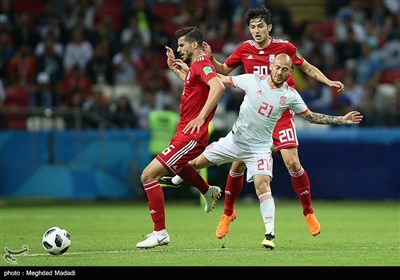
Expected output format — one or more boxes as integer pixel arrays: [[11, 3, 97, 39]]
[[301, 110, 363, 125], [299, 59, 345, 93]]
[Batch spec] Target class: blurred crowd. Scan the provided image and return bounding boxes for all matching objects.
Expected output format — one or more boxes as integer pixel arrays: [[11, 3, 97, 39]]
[[0, 0, 399, 130]]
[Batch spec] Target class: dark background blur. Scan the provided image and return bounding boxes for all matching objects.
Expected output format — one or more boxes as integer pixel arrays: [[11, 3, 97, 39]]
[[0, 0, 399, 202]]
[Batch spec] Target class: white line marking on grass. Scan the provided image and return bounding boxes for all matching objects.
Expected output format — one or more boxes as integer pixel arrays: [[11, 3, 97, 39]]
[[20, 247, 234, 257]]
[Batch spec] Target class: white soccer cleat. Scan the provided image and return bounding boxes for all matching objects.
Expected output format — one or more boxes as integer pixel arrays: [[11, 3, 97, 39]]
[[136, 230, 170, 249], [203, 186, 221, 213]]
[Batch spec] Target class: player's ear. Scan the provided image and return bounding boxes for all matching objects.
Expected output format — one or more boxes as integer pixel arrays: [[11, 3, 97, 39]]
[[193, 41, 199, 50], [268, 24, 272, 32]]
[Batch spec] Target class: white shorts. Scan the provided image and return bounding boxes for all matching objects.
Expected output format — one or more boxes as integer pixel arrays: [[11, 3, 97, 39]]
[[203, 131, 273, 183]]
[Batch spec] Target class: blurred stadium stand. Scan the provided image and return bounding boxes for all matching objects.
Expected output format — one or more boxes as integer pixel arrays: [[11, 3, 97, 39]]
[[0, 0, 399, 201]]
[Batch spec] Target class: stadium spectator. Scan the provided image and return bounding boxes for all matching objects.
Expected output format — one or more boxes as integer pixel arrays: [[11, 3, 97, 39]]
[[34, 31, 64, 58], [31, 72, 56, 108], [109, 95, 138, 129], [266, 0, 293, 38], [64, 0, 98, 33], [136, 27, 225, 249], [7, 43, 37, 87], [0, 29, 16, 81], [86, 42, 114, 85], [35, 35, 64, 106], [82, 85, 112, 128], [12, 13, 40, 49], [336, 28, 362, 67], [92, 14, 120, 56], [60, 64, 92, 107], [198, 0, 231, 40], [63, 29, 93, 72], [112, 41, 143, 85]]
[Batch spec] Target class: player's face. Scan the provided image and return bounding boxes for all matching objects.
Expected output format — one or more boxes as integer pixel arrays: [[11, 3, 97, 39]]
[[177, 36, 193, 64], [270, 57, 293, 86], [248, 18, 272, 46]]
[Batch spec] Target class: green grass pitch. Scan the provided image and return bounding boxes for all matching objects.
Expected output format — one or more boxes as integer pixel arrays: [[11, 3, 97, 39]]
[[0, 198, 399, 269]]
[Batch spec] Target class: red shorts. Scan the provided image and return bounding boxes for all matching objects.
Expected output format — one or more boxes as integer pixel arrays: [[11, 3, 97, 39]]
[[272, 110, 299, 152], [156, 133, 207, 175]]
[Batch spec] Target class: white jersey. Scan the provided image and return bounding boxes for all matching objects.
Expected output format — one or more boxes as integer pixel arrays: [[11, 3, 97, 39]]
[[230, 74, 308, 150]]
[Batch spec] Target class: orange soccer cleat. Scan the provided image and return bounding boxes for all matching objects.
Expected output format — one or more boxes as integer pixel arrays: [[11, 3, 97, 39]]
[[305, 213, 321, 236], [215, 210, 237, 239]]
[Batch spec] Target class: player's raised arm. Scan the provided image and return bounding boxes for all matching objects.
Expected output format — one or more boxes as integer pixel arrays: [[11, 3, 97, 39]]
[[299, 59, 345, 93], [202, 41, 235, 75], [165, 46, 187, 82]]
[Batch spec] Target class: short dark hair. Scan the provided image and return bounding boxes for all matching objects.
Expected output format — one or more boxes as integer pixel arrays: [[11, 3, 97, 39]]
[[245, 6, 272, 26], [175, 26, 203, 45]]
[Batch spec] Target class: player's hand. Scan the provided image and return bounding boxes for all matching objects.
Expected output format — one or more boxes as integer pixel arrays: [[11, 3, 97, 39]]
[[328, 80, 345, 93], [342, 111, 363, 124], [202, 42, 214, 60], [174, 59, 189, 73], [183, 117, 205, 134], [165, 46, 176, 69]]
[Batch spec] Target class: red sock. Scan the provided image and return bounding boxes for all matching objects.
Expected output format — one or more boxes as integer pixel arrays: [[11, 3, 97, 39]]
[[290, 167, 313, 216], [143, 181, 165, 231], [178, 163, 209, 194], [224, 169, 244, 216]]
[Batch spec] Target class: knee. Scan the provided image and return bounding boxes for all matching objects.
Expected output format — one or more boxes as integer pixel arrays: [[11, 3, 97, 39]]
[[284, 156, 301, 172], [140, 169, 153, 185], [231, 161, 246, 172]]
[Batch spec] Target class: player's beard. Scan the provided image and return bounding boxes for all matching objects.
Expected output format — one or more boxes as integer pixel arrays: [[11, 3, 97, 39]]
[[182, 52, 193, 65], [271, 75, 285, 87]]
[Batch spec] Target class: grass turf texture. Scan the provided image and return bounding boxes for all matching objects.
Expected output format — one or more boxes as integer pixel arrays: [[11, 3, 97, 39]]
[[0, 199, 399, 267]]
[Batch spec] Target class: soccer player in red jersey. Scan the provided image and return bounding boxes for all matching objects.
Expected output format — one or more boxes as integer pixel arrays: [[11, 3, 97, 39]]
[[211, 6, 345, 238], [136, 27, 225, 249], [161, 7, 345, 238]]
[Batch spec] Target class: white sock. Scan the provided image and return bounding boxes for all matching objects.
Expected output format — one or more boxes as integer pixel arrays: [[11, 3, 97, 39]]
[[172, 175, 184, 185], [259, 192, 275, 236]]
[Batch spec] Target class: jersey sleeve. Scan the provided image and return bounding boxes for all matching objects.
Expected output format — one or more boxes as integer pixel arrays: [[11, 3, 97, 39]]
[[231, 74, 256, 90], [286, 41, 305, 66], [225, 44, 244, 69], [197, 58, 219, 83], [289, 88, 308, 114]]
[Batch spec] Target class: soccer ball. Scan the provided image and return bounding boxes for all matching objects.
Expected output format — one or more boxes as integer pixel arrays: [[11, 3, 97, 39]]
[[42, 227, 71, 255]]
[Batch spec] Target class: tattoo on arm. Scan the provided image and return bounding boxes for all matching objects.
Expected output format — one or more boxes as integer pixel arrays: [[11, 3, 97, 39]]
[[172, 68, 181, 77], [305, 66, 318, 80], [305, 112, 342, 124]]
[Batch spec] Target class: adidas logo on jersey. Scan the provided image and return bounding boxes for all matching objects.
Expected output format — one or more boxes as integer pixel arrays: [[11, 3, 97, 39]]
[[247, 55, 253, 59]]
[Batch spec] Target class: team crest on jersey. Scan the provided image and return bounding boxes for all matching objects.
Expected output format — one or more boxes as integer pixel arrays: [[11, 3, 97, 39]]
[[296, 50, 302, 59], [280, 96, 287, 106], [203, 66, 213, 75], [269, 55, 275, 63]]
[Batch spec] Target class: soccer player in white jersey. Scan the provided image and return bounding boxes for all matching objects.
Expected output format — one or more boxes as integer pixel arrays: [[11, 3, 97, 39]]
[[161, 6, 346, 239], [181, 53, 362, 249]]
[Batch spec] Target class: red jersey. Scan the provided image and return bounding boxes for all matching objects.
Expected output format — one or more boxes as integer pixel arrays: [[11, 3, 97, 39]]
[[176, 55, 219, 143], [157, 55, 219, 174], [225, 37, 304, 88]]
